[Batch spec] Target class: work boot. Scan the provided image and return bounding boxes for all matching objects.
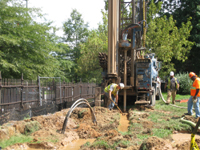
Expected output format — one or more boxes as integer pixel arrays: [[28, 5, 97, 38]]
[[184, 113, 192, 116]]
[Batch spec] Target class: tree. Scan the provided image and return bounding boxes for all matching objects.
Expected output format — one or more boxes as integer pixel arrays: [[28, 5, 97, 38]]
[[150, 0, 200, 73], [0, 0, 62, 79], [171, 1, 200, 73], [77, 10, 108, 83], [63, 9, 89, 82], [52, 43, 74, 82], [146, 0, 194, 77]]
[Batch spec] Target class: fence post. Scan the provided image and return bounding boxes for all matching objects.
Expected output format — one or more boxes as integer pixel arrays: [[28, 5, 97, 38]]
[[53, 78, 56, 103], [20, 73, 24, 108], [0, 72, 1, 110], [80, 82, 82, 99], [95, 87, 101, 106], [38, 76, 42, 106], [64, 82, 66, 108]]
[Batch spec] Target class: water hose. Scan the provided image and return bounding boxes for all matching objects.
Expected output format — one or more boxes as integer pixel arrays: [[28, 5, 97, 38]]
[[158, 87, 187, 109], [180, 117, 200, 129]]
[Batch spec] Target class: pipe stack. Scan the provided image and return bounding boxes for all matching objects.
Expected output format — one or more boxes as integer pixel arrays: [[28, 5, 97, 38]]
[[98, 52, 108, 71]]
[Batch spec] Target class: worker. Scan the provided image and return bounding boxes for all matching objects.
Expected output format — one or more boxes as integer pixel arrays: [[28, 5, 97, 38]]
[[164, 71, 180, 104], [104, 83, 124, 110], [185, 72, 200, 119]]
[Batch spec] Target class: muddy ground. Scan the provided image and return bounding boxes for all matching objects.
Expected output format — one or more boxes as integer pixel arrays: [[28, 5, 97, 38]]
[[1, 104, 200, 150]]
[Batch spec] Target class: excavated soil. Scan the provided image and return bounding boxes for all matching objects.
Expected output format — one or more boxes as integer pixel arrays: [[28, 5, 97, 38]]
[[1, 105, 200, 150]]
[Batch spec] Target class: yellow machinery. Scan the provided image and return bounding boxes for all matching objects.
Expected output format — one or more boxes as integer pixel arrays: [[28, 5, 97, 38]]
[[190, 118, 200, 150]]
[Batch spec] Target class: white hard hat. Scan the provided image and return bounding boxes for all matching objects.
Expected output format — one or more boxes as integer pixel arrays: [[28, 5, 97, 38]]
[[170, 71, 174, 76], [119, 83, 124, 89]]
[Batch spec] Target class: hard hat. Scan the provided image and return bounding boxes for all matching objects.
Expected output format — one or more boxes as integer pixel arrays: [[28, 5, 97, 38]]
[[189, 72, 196, 78], [170, 71, 174, 76], [119, 83, 124, 89]]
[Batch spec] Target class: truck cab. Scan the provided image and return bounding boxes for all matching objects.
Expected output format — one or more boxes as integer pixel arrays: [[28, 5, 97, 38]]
[[135, 53, 161, 105]]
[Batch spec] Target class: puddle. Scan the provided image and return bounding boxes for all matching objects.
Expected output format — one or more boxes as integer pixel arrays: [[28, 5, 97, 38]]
[[118, 113, 129, 132], [61, 139, 95, 150], [26, 148, 44, 150]]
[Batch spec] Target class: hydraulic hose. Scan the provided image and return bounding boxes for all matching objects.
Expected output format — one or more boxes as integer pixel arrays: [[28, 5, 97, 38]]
[[180, 117, 200, 130], [61, 98, 97, 134], [158, 86, 187, 109]]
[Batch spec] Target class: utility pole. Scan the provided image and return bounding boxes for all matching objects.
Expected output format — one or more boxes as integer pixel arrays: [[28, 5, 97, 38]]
[[25, 0, 28, 8]]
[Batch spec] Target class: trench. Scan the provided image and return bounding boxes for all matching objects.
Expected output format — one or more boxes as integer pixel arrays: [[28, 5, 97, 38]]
[[118, 113, 129, 132]]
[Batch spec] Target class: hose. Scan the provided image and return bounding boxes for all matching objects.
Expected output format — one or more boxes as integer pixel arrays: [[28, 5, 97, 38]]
[[61, 98, 97, 134], [158, 86, 187, 109], [180, 117, 200, 130]]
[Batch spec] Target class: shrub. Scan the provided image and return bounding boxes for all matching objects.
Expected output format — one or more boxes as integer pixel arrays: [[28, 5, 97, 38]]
[[175, 72, 192, 94], [25, 121, 41, 135]]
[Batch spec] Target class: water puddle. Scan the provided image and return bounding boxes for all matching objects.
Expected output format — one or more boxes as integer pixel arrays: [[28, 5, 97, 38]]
[[118, 113, 129, 132], [62, 139, 95, 150], [26, 147, 46, 150]]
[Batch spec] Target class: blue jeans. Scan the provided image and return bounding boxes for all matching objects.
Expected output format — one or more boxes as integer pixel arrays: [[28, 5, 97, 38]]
[[105, 93, 116, 109], [188, 96, 200, 118]]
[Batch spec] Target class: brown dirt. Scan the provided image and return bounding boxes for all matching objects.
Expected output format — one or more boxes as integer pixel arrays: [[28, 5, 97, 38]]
[[1, 106, 200, 150]]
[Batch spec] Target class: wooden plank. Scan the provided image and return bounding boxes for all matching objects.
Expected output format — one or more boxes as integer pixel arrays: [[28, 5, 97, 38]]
[[135, 100, 150, 104]]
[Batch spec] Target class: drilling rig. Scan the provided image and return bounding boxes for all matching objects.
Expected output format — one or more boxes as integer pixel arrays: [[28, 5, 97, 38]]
[[99, 0, 161, 111]]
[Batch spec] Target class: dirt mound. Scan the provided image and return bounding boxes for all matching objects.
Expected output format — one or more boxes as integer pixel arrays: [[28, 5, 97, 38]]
[[139, 136, 173, 150], [76, 123, 101, 139], [174, 141, 190, 150], [2, 105, 200, 150], [184, 115, 198, 123]]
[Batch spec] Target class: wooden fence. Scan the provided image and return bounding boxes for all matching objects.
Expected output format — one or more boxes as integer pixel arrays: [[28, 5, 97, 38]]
[[0, 74, 101, 115]]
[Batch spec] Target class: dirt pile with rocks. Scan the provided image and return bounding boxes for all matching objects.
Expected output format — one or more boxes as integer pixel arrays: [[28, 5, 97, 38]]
[[1, 106, 200, 150]]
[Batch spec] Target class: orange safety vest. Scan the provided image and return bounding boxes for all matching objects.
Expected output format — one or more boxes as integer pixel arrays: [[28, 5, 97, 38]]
[[104, 83, 119, 96], [190, 78, 200, 96]]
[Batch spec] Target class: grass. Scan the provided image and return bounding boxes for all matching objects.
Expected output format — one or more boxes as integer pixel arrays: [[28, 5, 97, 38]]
[[110, 140, 130, 149], [161, 92, 190, 102], [78, 109, 87, 118], [110, 113, 120, 124], [90, 140, 110, 149], [0, 134, 33, 149], [152, 128, 172, 138], [125, 92, 192, 149], [25, 121, 41, 135]]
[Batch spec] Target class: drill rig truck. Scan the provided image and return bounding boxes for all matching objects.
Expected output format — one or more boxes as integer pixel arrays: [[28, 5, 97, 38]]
[[99, 0, 161, 111]]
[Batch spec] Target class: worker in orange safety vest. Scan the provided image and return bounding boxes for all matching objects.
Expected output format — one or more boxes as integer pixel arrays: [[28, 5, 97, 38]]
[[184, 72, 200, 119]]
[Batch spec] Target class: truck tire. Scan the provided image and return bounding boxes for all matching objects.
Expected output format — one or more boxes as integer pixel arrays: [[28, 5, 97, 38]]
[[151, 88, 156, 106]]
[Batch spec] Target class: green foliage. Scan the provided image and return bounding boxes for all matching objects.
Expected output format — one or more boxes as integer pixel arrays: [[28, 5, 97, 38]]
[[78, 109, 87, 118], [53, 43, 74, 82], [83, 141, 91, 147], [136, 134, 150, 140], [25, 121, 41, 135], [175, 72, 193, 94], [23, 114, 30, 120], [153, 128, 172, 138], [62, 9, 89, 82], [0, 0, 63, 79], [146, 0, 194, 78], [153, 0, 200, 73], [91, 140, 110, 149], [0, 134, 33, 149], [77, 10, 108, 83]]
